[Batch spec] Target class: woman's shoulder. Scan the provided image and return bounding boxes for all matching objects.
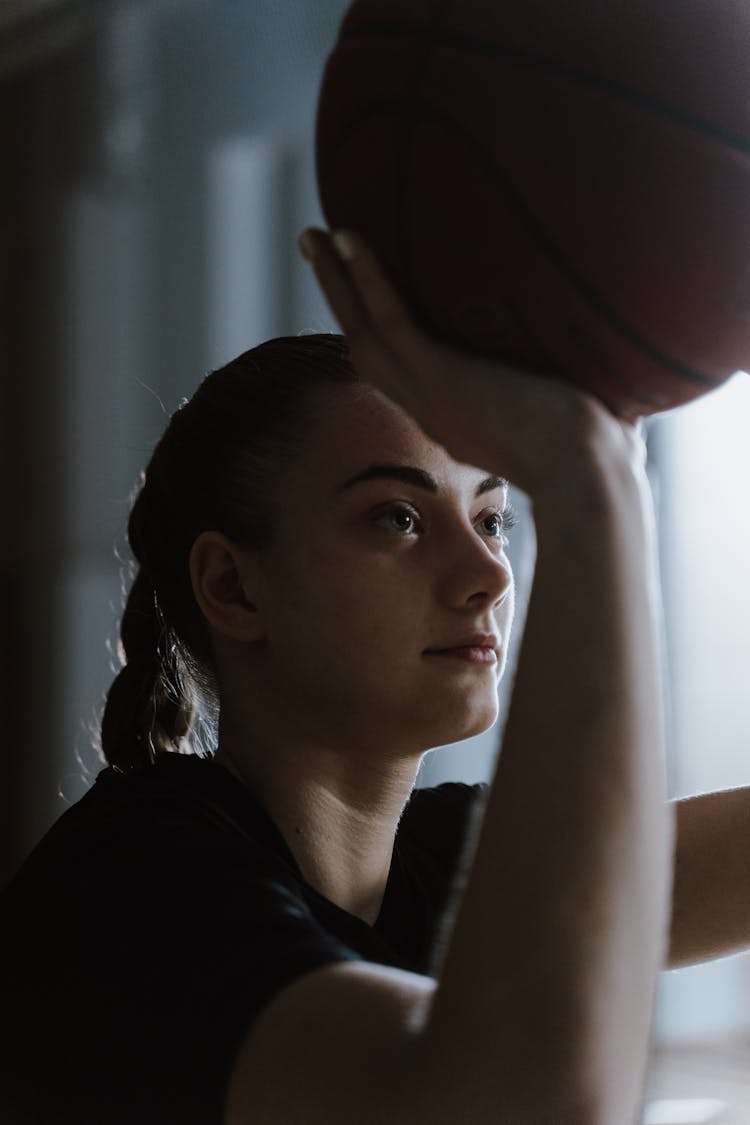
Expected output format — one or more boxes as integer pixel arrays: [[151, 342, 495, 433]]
[[2, 751, 297, 910], [0, 752, 362, 1125], [54, 750, 281, 835]]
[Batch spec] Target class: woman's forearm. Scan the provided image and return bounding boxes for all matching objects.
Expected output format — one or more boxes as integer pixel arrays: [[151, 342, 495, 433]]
[[669, 786, 750, 967], [419, 452, 674, 1123]]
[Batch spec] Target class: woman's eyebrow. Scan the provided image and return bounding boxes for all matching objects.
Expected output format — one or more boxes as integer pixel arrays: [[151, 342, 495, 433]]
[[333, 463, 508, 497]]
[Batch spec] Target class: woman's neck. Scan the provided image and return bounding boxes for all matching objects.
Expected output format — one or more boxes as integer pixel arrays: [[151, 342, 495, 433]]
[[213, 726, 422, 925]]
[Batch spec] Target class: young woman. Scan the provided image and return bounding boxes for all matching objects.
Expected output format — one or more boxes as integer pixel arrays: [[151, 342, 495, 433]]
[[1, 228, 676, 1125]]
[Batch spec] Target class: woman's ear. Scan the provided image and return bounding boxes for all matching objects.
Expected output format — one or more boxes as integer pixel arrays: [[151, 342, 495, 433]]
[[189, 531, 265, 643]]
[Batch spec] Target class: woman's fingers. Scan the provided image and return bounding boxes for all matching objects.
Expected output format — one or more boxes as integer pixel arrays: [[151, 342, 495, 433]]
[[298, 227, 372, 350], [298, 227, 432, 421], [327, 230, 435, 369], [299, 227, 436, 370]]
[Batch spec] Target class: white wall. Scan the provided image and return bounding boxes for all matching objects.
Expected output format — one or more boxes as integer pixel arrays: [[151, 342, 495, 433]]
[[653, 374, 750, 1044]]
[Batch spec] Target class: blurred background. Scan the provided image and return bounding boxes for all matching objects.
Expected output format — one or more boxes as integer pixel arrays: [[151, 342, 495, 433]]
[[1, 0, 749, 1081]]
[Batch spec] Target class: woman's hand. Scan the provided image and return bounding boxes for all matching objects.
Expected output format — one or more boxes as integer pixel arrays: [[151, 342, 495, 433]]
[[298, 226, 645, 498]]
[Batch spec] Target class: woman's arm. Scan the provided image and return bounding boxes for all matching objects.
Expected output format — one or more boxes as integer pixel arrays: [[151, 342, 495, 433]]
[[421, 445, 672, 1125], [225, 230, 673, 1125], [669, 786, 750, 967]]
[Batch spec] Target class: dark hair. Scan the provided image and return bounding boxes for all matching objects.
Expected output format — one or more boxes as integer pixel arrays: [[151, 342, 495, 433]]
[[99, 333, 357, 771]]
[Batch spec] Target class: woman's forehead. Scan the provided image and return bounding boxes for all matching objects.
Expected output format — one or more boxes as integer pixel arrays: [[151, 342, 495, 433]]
[[292, 384, 434, 470], [288, 384, 493, 497]]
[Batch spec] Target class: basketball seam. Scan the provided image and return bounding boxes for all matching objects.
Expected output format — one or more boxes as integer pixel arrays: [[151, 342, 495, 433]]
[[337, 22, 750, 156], [323, 96, 719, 388]]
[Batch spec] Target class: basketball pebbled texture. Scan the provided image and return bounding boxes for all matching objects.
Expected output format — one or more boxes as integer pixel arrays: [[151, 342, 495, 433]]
[[315, 0, 750, 417]]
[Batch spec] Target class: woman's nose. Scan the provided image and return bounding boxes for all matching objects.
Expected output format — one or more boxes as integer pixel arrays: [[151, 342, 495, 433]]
[[438, 528, 514, 611]]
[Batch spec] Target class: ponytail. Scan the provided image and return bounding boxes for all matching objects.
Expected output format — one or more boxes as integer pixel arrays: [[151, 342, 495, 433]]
[[100, 569, 194, 770]]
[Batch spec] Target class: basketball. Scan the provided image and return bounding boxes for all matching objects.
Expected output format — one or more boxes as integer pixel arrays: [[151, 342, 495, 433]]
[[315, 0, 750, 418]]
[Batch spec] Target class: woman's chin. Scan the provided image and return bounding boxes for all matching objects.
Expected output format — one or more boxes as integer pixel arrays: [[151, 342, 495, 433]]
[[424, 704, 499, 750]]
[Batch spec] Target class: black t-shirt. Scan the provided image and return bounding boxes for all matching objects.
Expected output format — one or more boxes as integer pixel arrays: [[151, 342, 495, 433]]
[[0, 752, 484, 1125]]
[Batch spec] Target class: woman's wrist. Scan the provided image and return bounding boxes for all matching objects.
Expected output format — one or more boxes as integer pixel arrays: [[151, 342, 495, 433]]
[[528, 426, 650, 535]]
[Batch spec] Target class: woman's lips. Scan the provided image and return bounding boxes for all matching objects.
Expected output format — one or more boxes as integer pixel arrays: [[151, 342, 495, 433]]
[[425, 633, 499, 664], [425, 646, 498, 664]]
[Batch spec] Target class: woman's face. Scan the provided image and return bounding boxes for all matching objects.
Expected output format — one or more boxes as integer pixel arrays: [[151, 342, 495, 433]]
[[252, 383, 515, 757]]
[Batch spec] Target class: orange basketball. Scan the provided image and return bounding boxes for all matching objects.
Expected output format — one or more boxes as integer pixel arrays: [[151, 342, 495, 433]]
[[316, 0, 750, 418]]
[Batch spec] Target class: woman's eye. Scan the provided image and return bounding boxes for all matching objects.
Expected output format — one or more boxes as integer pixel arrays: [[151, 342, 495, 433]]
[[477, 503, 518, 540], [374, 504, 421, 535], [480, 514, 502, 537]]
